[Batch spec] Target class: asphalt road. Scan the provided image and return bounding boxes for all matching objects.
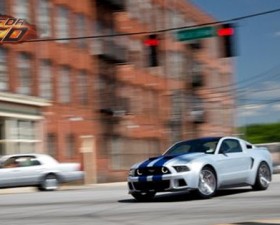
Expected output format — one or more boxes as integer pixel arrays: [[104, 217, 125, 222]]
[[0, 175, 280, 225]]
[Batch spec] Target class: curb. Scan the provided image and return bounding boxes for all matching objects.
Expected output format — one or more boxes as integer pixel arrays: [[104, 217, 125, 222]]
[[0, 182, 127, 194]]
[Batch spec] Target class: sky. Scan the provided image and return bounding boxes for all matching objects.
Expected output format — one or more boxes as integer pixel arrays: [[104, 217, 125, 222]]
[[189, 0, 280, 126]]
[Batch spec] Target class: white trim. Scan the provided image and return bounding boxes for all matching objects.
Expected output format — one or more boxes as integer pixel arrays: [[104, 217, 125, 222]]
[[0, 92, 51, 107], [0, 112, 43, 120], [0, 140, 41, 143]]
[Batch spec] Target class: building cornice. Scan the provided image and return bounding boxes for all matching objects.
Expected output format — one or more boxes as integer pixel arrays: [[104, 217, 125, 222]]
[[0, 92, 52, 107]]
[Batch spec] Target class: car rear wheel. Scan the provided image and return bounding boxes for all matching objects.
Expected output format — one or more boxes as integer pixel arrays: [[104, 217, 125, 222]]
[[196, 167, 217, 199], [38, 174, 59, 191], [131, 192, 156, 202], [252, 162, 271, 191]]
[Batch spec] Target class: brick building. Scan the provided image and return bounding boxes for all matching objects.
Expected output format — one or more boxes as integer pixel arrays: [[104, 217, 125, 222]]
[[0, 0, 235, 183]]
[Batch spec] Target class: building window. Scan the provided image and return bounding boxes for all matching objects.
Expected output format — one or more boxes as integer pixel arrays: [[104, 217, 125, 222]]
[[37, 0, 52, 37], [128, 39, 144, 68], [17, 53, 32, 95], [39, 60, 52, 100], [5, 119, 38, 154], [18, 120, 35, 140], [109, 137, 160, 170], [0, 0, 7, 14], [58, 66, 71, 103], [65, 133, 75, 159], [77, 70, 88, 105], [208, 68, 219, 88], [141, 0, 152, 25], [55, 5, 70, 43], [126, 0, 138, 19], [154, 6, 164, 31], [165, 51, 185, 79], [75, 13, 87, 48], [0, 48, 8, 91], [47, 133, 57, 157], [13, 0, 31, 21]]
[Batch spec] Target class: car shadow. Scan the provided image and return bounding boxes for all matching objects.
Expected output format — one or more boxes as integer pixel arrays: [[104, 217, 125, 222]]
[[230, 223, 280, 225], [118, 188, 252, 203]]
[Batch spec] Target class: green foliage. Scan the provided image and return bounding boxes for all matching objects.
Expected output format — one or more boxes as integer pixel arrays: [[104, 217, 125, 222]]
[[239, 123, 280, 144]]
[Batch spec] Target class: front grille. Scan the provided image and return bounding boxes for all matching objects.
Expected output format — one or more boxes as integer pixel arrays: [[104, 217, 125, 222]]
[[133, 180, 170, 192], [136, 167, 170, 176]]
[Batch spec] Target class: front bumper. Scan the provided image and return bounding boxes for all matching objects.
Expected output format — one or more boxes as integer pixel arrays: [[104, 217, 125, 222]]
[[128, 172, 197, 193]]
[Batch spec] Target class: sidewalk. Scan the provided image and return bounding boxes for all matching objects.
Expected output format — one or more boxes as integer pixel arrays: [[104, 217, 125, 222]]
[[0, 181, 127, 194]]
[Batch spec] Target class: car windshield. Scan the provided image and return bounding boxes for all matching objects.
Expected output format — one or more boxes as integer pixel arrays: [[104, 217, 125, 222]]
[[164, 137, 221, 156]]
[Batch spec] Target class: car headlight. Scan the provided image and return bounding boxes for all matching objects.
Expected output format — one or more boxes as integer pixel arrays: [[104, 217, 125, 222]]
[[135, 169, 143, 176], [129, 168, 144, 176], [173, 165, 190, 173], [161, 166, 169, 174], [128, 169, 135, 176]]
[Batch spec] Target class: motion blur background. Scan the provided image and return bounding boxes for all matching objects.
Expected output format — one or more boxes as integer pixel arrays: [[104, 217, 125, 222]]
[[0, 0, 278, 183]]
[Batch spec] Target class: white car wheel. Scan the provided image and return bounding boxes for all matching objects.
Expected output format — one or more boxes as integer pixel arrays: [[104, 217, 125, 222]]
[[252, 162, 271, 190], [40, 174, 59, 191], [197, 167, 217, 198]]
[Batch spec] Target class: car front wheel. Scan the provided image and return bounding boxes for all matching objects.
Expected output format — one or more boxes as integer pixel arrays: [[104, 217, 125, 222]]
[[252, 162, 271, 191], [38, 174, 59, 191], [196, 166, 217, 199], [131, 191, 156, 202]]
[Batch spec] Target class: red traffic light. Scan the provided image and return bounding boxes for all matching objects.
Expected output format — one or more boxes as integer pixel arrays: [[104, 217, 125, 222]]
[[218, 23, 236, 57], [217, 23, 234, 36], [144, 39, 159, 46], [144, 34, 159, 46], [217, 27, 234, 36]]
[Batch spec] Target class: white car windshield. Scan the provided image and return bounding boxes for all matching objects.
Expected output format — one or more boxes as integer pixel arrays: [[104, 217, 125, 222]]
[[164, 137, 221, 156]]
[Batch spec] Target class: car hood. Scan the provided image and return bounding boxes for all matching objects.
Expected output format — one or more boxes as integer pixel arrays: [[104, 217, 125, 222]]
[[133, 153, 207, 168]]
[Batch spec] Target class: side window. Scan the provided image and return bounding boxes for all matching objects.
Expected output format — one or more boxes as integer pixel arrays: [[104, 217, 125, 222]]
[[219, 139, 242, 154], [246, 144, 253, 149], [3, 157, 19, 168], [16, 156, 41, 167]]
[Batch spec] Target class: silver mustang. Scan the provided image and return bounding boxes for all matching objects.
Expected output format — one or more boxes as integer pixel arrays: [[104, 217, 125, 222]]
[[128, 137, 273, 201]]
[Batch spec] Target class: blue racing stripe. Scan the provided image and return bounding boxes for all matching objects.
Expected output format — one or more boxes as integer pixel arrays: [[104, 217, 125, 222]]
[[139, 176, 148, 182], [152, 155, 178, 181], [138, 156, 159, 168], [152, 175, 163, 181], [136, 157, 160, 182], [153, 155, 177, 167], [137, 155, 178, 182]]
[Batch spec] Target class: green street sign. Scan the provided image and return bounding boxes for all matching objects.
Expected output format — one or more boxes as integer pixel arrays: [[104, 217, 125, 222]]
[[176, 26, 216, 41]]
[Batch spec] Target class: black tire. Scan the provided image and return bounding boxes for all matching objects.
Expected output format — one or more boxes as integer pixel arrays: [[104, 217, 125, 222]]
[[38, 174, 59, 191], [131, 192, 156, 202], [252, 162, 271, 191], [195, 166, 217, 199]]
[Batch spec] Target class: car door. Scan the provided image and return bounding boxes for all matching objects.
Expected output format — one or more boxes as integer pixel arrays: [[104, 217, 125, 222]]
[[0, 156, 23, 187], [215, 139, 252, 186], [14, 156, 43, 186]]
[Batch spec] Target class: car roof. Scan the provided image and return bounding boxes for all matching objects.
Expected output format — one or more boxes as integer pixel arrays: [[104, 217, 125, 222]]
[[0, 153, 50, 160]]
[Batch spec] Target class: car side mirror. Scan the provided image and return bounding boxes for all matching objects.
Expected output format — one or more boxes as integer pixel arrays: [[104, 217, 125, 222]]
[[219, 148, 228, 155]]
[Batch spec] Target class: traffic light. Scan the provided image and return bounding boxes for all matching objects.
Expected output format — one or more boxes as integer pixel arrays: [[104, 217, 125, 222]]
[[217, 23, 236, 58], [145, 34, 159, 67]]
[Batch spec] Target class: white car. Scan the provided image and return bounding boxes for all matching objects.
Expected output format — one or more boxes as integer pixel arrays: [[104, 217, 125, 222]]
[[128, 137, 273, 201], [0, 153, 84, 191]]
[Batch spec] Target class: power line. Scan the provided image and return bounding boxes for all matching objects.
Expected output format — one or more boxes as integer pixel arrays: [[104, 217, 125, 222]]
[[202, 61, 280, 91], [27, 7, 280, 43], [199, 68, 280, 98]]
